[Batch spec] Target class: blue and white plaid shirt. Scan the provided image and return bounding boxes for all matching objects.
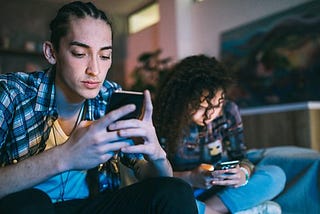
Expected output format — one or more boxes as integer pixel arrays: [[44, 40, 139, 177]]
[[0, 68, 141, 192]]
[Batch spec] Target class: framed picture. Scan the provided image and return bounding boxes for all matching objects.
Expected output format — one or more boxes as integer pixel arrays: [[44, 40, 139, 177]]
[[220, 1, 320, 108]]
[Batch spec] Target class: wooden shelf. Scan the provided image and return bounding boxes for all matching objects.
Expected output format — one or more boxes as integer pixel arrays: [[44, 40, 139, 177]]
[[0, 48, 43, 57], [242, 102, 320, 152], [0, 48, 48, 74]]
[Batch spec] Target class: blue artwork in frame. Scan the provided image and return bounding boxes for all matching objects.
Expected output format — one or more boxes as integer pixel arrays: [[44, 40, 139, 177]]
[[220, 1, 320, 108]]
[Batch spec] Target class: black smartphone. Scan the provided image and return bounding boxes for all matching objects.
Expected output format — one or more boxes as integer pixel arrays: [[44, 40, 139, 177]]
[[107, 90, 144, 120], [214, 160, 239, 170]]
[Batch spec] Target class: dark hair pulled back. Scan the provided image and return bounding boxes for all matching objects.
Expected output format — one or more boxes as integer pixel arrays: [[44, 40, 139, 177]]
[[49, 1, 112, 50]]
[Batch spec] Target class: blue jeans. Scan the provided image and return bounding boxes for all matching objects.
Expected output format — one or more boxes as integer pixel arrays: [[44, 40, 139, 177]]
[[196, 165, 286, 213], [247, 146, 320, 214]]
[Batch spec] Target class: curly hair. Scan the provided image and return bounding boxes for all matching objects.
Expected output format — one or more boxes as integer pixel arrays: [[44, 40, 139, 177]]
[[153, 54, 235, 157]]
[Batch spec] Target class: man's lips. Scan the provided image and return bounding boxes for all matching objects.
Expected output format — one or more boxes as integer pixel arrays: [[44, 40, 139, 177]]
[[82, 80, 101, 89]]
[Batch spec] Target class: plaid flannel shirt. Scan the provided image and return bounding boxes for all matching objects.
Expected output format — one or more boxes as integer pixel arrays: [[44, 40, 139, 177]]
[[0, 68, 141, 191]]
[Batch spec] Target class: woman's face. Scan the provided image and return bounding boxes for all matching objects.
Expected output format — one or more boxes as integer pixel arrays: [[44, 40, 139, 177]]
[[191, 89, 225, 126], [54, 16, 112, 103]]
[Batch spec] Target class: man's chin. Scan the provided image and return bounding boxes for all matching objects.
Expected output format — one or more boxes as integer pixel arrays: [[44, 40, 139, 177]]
[[83, 90, 100, 99]]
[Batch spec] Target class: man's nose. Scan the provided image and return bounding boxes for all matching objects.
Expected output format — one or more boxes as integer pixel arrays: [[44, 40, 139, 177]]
[[86, 57, 99, 75]]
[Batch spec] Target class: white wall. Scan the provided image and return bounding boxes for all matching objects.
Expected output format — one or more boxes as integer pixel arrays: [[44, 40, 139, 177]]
[[159, 0, 178, 62], [125, 24, 159, 88]]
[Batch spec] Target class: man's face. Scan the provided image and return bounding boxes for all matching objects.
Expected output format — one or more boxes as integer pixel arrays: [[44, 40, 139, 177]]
[[54, 16, 112, 102], [192, 89, 225, 126]]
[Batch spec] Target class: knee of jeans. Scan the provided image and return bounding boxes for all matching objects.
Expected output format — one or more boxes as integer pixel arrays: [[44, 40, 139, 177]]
[[0, 188, 53, 213], [261, 165, 286, 192], [150, 177, 194, 197], [143, 177, 197, 210], [196, 200, 206, 214], [158, 177, 192, 191]]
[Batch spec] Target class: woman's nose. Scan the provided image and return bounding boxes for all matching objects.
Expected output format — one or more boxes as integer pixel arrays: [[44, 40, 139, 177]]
[[206, 108, 215, 117]]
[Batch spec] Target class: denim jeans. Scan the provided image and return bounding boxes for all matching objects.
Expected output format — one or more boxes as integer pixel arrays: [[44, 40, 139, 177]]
[[196, 165, 286, 213]]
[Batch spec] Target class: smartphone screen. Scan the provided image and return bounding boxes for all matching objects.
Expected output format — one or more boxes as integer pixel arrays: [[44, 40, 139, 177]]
[[214, 160, 239, 170], [107, 90, 144, 120]]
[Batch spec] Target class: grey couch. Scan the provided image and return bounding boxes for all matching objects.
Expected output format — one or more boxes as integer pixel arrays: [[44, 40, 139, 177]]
[[247, 146, 320, 214]]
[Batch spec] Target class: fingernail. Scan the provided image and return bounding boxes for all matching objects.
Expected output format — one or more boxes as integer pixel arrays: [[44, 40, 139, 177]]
[[116, 130, 121, 137]]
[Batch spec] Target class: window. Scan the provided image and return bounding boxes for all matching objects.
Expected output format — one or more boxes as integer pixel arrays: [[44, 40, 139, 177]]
[[128, 3, 159, 34]]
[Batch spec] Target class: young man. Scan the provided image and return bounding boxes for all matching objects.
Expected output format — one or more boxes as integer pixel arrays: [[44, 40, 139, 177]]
[[0, 2, 197, 213]]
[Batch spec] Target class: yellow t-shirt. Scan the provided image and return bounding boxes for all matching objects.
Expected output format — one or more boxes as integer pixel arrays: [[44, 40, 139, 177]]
[[34, 120, 89, 202]]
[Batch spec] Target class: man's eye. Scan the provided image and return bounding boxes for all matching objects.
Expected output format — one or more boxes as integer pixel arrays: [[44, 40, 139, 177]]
[[72, 52, 85, 58], [100, 55, 111, 60]]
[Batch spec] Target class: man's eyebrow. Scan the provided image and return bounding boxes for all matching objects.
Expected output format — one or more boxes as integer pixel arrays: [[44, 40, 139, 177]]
[[101, 46, 112, 51], [69, 41, 89, 48], [69, 41, 112, 50]]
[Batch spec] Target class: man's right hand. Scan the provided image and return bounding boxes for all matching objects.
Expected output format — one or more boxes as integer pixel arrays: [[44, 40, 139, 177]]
[[59, 104, 137, 171]]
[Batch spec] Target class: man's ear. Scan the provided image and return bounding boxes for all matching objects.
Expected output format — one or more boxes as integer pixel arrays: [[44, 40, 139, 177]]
[[43, 41, 56, 65]]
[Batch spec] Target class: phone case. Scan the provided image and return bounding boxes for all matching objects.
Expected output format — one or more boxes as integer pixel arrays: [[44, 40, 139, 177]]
[[214, 160, 239, 170], [107, 90, 144, 120]]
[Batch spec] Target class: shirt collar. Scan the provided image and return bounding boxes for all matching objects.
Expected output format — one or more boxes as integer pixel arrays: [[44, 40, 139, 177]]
[[34, 67, 56, 117]]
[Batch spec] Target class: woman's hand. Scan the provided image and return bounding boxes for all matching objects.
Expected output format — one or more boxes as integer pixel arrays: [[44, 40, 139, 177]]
[[188, 164, 249, 189], [189, 164, 215, 189], [211, 165, 248, 187]]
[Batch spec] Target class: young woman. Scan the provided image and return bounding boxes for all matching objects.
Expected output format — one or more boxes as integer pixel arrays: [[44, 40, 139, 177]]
[[154, 55, 286, 214]]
